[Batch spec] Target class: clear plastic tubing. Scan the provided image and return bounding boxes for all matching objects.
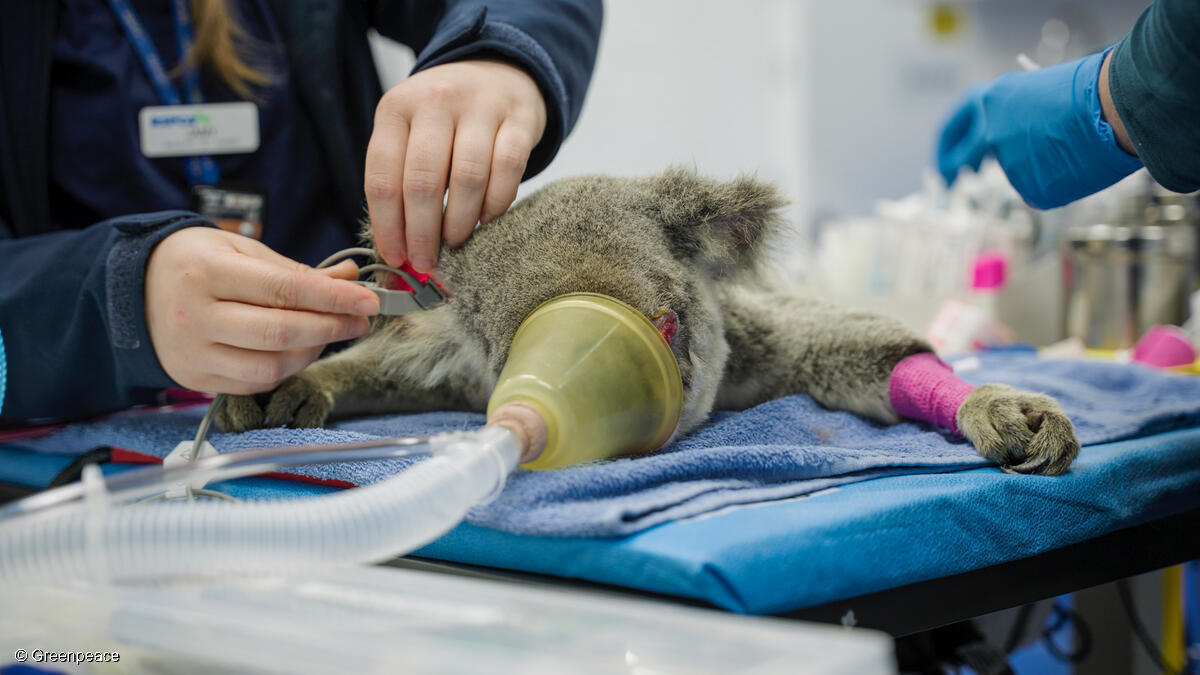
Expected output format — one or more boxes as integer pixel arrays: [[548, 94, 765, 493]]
[[0, 426, 519, 583]]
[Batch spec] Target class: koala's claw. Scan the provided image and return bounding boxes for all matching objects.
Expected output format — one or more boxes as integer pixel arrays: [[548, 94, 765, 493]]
[[957, 384, 1080, 476], [211, 375, 334, 433], [264, 375, 334, 429], [213, 394, 265, 433]]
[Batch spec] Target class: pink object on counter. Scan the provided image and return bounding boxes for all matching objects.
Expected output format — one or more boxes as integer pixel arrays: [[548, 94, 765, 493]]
[[888, 352, 976, 435], [1132, 325, 1196, 369], [970, 252, 1008, 291]]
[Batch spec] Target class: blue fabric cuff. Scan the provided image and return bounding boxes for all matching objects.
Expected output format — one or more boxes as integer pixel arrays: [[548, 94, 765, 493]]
[[479, 21, 569, 132], [1082, 47, 1144, 178], [104, 211, 215, 389], [411, 8, 570, 180]]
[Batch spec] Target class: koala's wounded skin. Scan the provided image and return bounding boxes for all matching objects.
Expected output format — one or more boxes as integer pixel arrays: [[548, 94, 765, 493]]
[[216, 168, 1080, 476]]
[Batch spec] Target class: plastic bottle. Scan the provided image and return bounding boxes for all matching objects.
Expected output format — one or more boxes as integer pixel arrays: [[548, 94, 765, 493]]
[[926, 252, 1015, 353]]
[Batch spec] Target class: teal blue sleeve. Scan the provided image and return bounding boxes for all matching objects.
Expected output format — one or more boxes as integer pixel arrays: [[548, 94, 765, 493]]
[[1108, 0, 1200, 193], [0, 327, 7, 417]]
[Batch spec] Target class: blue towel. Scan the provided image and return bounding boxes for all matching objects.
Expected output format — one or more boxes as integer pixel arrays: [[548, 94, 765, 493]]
[[8, 353, 1200, 537]]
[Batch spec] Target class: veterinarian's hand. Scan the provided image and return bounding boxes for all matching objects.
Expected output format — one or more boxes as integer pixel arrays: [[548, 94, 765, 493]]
[[365, 59, 547, 272], [145, 227, 380, 395]]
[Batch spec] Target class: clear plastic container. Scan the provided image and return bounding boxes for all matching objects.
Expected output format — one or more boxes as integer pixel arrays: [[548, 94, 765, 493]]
[[0, 564, 896, 674]]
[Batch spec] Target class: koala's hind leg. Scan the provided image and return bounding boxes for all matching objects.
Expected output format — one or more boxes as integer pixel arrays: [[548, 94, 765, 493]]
[[713, 285, 1079, 475], [714, 286, 927, 422], [213, 328, 481, 432]]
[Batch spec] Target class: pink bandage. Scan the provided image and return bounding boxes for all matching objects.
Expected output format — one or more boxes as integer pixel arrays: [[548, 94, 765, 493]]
[[888, 353, 975, 434]]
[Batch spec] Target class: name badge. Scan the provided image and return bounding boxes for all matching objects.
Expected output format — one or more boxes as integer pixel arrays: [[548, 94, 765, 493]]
[[139, 102, 259, 157], [192, 185, 266, 240]]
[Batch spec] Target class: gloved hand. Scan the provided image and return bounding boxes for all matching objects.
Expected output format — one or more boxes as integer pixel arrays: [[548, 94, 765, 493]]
[[936, 49, 1143, 210]]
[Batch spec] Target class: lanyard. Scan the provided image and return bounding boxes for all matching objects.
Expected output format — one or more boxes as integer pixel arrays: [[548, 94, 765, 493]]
[[106, 0, 221, 186]]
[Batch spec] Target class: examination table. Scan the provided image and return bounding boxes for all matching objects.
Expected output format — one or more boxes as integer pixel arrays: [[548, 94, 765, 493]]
[[2, 352, 1199, 637]]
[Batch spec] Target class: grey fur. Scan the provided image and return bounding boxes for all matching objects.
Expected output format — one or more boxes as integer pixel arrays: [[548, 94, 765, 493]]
[[215, 168, 1080, 475]]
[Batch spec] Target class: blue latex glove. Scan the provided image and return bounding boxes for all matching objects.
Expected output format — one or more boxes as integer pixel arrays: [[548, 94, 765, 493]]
[[936, 49, 1144, 210]]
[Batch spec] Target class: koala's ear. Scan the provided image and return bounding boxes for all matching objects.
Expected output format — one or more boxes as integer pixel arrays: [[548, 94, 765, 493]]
[[647, 167, 786, 274]]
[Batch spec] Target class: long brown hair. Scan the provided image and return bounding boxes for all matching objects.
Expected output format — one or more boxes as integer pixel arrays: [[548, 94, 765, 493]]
[[184, 0, 272, 100]]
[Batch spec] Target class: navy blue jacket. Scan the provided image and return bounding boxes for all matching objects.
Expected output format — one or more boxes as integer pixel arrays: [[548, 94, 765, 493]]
[[1109, 0, 1200, 194], [0, 0, 601, 422]]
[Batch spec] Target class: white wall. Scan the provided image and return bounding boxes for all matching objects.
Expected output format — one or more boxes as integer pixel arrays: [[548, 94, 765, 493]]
[[802, 0, 1150, 220], [370, 0, 808, 225], [370, 0, 1151, 226], [517, 0, 807, 222]]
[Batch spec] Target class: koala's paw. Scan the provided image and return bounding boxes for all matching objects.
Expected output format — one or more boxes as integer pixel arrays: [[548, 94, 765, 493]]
[[213, 394, 266, 433], [263, 374, 335, 429], [957, 384, 1080, 475]]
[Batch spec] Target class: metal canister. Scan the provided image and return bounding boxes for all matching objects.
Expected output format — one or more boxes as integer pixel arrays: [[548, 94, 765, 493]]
[[1063, 222, 1195, 349], [1144, 192, 1200, 291]]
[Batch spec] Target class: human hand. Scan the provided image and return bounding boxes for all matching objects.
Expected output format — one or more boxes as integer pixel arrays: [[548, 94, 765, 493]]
[[145, 227, 380, 395], [365, 59, 547, 272], [936, 49, 1142, 210]]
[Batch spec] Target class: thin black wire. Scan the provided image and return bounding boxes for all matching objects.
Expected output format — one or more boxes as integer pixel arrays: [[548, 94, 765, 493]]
[[1003, 603, 1036, 654], [46, 446, 113, 488], [1040, 601, 1091, 664], [1117, 578, 1185, 675]]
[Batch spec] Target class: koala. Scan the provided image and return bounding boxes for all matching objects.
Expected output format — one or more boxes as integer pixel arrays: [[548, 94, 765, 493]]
[[216, 168, 1080, 475]]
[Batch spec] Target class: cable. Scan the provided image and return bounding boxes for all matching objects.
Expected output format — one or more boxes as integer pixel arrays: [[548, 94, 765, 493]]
[[1040, 601, 1091, 664], [140, 487, 238, 503], [1118, 578, 1186, 675], [316, 247, 376, 269], [154, 394, 233, 503], [167, 245, 428, 502], [316, 247, 425, 298], [179, 246, 390, 491], [1004, 604, 1034, 654], [1003, 603, 1036, 654], [46, 447, 113, 488], [192, 393, 222, 453], [3, 434, 435, 519], [358, 263, 422, 291]]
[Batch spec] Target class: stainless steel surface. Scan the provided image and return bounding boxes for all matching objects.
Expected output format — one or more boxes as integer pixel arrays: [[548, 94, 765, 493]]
[[1064, 222, 1195, 350]]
